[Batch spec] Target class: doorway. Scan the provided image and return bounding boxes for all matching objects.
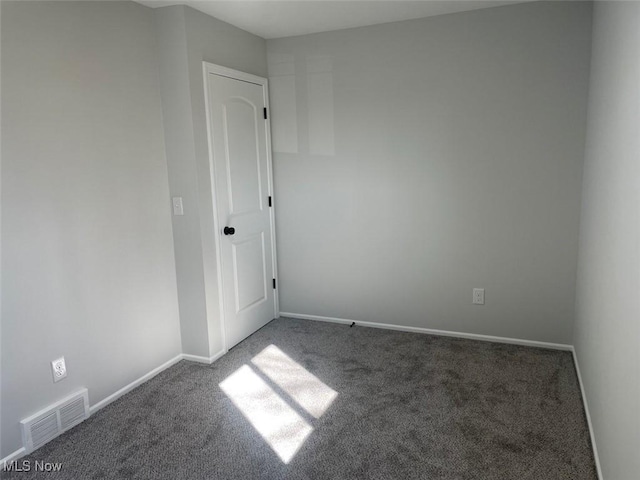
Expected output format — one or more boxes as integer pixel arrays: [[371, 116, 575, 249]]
[[203, 62, 278, 350]]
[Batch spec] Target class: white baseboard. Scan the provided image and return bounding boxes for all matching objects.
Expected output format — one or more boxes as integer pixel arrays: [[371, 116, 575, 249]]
[[89, 354, 183, 415], [90, 349, 228, 414], [181, 354, 213, 364], [571, 347, 603, 480], [280, 312, 573, 351], [2, 355, 183, 463], [4, 322, 599, 477], [3, 349, 231, 463], [282, 312, 602, 475], [182, 349, 226, 365], [0, 447, 27, 466]]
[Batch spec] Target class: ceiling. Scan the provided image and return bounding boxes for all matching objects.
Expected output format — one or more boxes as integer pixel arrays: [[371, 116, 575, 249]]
[[136, 0, 533, 39]]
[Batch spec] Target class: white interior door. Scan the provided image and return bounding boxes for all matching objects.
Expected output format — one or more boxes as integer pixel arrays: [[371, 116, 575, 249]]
[[205, 65, 277, 350]]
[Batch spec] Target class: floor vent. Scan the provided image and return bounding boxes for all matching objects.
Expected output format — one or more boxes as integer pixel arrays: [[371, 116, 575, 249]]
[[21, 388, 89, 453]]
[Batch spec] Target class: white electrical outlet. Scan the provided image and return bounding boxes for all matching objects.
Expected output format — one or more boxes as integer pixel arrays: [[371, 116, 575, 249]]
[[51, 357, 67, 382], [473, 288, 485, 305]]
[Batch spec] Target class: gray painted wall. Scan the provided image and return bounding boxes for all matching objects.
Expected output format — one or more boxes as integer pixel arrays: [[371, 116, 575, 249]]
[[267, 1, 592, 344], [574, 2, 640, 478], [1, 1, 182, 457], [154, 5, 267, 358], [155, 6, 209, 357]]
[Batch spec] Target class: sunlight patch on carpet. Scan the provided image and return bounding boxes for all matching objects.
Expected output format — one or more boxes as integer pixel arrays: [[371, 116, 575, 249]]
[[251, 345, 338, 418], [219, 365, 313, 463]]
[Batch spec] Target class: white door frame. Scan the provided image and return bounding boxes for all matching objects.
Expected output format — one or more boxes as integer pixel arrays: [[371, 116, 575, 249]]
[[202, 61, 280, 353]]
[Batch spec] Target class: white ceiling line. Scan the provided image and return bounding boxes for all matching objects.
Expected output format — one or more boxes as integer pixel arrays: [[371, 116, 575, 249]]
[[135, 0, 535, 39]]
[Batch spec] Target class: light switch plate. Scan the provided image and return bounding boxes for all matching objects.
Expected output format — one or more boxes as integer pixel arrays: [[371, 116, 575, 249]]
[[172, 197, 184, 216]]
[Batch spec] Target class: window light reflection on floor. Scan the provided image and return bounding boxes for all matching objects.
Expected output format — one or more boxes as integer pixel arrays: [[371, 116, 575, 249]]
[[251, 345, 338, 418], [219, 345, 338, 464], [219, 365, 313, 463]]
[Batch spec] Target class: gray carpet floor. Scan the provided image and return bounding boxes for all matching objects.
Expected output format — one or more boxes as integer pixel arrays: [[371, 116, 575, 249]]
[[4, 317, 597, 479]]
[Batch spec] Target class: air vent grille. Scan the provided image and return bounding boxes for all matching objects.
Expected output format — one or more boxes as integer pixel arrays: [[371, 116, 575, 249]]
[[21, 388, 89, 453], [30, 413, 58, 449], [59, 397, 86, 430]]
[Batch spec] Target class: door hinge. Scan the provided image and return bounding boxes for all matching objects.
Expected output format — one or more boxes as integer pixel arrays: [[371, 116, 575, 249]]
[[263, 107, 268, 120], [268, 196, 272, 207], [273, 278, 276, 289]]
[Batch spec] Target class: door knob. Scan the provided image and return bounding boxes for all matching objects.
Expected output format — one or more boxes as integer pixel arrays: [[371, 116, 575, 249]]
[[223, 226, 235, 236]]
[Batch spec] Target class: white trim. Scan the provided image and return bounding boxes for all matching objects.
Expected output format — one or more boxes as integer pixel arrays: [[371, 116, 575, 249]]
[[2, 326, 600, 477], [89, 354, 183, 415], [280, 313, 603, 473], [263, 77, 280, 318], [202, 62, 229, 356], [571, 347, 603, 480], [4, 351, 230, 461], [181, 350, 226, 365], [181, 354, 212, 365], [280, 312, 573, 351], [202, 61, 280, 349], [1, 447, 26, 466], [20, 388, 89, 453], [20, 388, 89, 429], [203, 63, 265, 86]]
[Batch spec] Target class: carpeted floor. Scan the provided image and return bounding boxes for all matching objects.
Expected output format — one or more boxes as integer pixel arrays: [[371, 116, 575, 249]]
[[4, 317, 597, 479]]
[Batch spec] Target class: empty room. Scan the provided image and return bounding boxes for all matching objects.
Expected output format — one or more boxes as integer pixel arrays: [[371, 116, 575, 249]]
[[1, 0, 638, 478]]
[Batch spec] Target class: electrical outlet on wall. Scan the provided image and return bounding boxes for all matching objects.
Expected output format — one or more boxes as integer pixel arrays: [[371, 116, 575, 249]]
[[473, 288, 485, 305], [51, 357, 67, 382]]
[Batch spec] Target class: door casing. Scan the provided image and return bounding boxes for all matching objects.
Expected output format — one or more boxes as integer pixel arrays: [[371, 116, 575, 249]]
[[202, 61, 279, 354]]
